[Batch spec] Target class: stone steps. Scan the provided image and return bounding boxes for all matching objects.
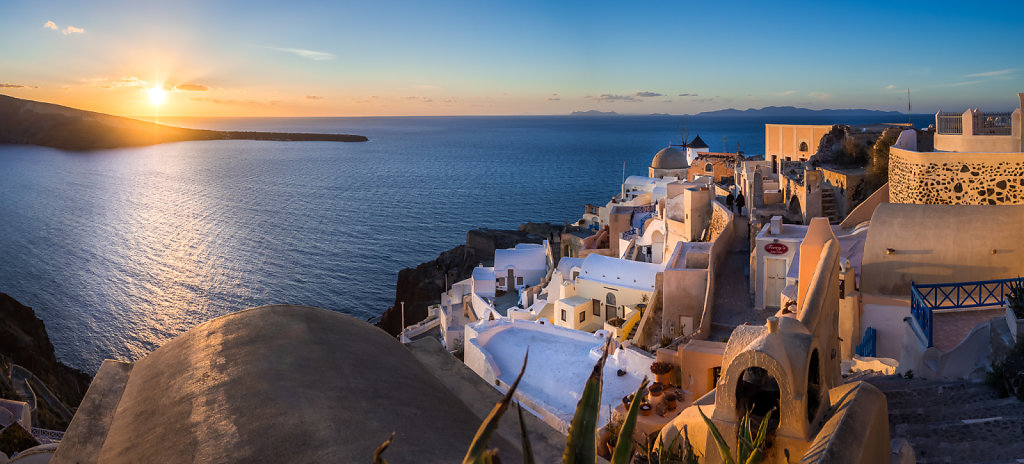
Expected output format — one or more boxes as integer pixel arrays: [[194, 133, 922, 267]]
[[861, 376, 1024, 464]]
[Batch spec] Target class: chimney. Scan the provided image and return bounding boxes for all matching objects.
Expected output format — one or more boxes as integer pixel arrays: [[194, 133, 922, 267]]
[[770, 215, 782, 235]]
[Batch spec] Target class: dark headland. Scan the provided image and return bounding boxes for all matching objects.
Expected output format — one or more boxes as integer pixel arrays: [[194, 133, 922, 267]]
[[0, 94, 367, 151]]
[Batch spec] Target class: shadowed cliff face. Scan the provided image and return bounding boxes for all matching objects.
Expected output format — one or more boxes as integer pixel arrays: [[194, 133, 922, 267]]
[[0, 292, 92, 428], [0, 94, 367, 150], [378, 223, 562, 336]]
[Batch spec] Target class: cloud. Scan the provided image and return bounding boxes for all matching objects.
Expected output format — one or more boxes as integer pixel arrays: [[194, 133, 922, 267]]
[[174, 83, 208, 92], [808, 91, 833, 100], [662, 99, 673, 103], [634, 91, 662, 97], [43, 21, 57, 30], [965, 69, 1013, 78], [267, 47, 334, 61], [589, 94, 638, 102], [191, 97, 281, 106], [885, 84, 895, 90], [95, 76, 147, 89], [305, 95, 323, 100], [0, 83, 38, 89], [63, 25, 85, 35], [400, 96, 434, 102], [781, 90, 797, 96], [415, 84, 440, 90], [547, 97, 560, 101], [677, 93, 698, 97]]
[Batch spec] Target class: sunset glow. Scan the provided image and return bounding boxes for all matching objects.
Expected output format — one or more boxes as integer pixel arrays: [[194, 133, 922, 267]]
[[0, 1, 1022, 117]]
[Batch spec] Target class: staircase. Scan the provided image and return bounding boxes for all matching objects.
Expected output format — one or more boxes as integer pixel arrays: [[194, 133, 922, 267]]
[[821, 188, 841, 224], [862, 376, 1024, 464], [626, 318, 640, 340]]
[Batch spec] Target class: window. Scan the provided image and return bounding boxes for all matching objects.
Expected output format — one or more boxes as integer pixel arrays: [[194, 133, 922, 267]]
[[799, 141, 808, 152], [605, 293, 616, 306], [516, 276, 523, 285], [704, 162, 714, 173], [592, 302, 599, 316], [497, 277, 505, 286], [561, 309, 567, 321], [579, 311, 585, 323]]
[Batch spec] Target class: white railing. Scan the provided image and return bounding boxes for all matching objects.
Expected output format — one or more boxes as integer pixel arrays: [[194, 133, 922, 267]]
[[936, 112, 963, 135]]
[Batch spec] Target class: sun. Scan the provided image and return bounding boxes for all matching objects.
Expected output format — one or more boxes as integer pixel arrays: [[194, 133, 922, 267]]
[[147, 87, 166, 106]]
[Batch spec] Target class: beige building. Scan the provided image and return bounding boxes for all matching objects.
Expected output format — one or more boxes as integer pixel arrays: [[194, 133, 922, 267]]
[[889, 93, 1024, 205], [648, 145, 689, 179], [764, 124, 833, 171]]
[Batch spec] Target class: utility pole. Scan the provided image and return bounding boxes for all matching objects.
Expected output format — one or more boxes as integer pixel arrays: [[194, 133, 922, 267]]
[[401, 301, 405, 330]]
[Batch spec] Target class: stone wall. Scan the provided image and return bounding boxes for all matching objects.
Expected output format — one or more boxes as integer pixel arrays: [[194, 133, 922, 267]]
[[889, 147, 1024, 205]]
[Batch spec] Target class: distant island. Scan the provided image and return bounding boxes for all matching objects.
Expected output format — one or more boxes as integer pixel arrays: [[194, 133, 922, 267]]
[[692, 106, 904, 118], [570, 110, 620, 117], [569, 106, 903, 118], [0, 94, 368, 151]]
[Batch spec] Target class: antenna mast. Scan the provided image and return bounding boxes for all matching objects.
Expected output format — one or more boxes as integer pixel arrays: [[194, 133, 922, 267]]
[[907, 88, 912, 126]]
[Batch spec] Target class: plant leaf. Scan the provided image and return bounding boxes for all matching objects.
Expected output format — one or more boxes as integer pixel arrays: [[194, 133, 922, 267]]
[[373, 432, 395, 464], [517, 403, 536, 464], [563, 337, 612, 464], [697, 405, 736, 464], [611, 377, 649, 464], [463, 350, 529, 464]]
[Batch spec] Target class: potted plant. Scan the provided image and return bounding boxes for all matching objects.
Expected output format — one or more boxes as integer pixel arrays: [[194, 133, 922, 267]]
[[639, 403, 652, 416], [664, 393, 678, 410], [648, 382, 664, 401], [650, 361, 676, 385], [1006, 278, 1024, 342]]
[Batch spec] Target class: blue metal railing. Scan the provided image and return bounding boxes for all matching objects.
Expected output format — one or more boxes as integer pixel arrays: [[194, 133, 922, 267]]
[[910, 277, 1022, 347]]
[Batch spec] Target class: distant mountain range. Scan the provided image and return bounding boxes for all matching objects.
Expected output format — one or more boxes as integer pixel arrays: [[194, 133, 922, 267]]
[[693, 106, 904, 117], [570, 106, 904, 118], [0, 94, 367, 150]]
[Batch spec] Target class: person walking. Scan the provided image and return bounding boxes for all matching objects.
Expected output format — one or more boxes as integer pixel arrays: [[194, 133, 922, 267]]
[[736, 192, 746, 216], [725, 192, 735, 212]]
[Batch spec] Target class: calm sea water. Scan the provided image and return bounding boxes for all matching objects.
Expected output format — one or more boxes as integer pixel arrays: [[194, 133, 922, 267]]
[[0, 114, 933, 372]]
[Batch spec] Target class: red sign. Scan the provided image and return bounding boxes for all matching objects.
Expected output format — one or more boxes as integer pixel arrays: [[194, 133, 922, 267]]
[[764, 243, 789, 255]]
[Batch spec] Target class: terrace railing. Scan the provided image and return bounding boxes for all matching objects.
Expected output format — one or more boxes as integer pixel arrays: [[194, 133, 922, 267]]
[[910, 277, 1021, 347], [975, 111, 1014, 135], [936, 112, 963, 135]]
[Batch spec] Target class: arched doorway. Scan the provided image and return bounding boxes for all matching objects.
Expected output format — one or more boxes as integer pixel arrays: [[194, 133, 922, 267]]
[[605, 292, 617, 320], [735, 366, 780, 432]]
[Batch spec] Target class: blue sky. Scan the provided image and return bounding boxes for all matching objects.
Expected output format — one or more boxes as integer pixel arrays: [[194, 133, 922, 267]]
[[1, 0, 1021, 116]]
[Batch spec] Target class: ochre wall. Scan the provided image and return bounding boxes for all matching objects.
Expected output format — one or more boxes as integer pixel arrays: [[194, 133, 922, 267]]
[[860, 203, 1024, 297], [765, 124, 834, 161], [889, 147, 1024, 205]]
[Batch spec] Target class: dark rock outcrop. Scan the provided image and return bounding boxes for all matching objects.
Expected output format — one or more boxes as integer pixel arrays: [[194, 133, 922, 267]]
[[0, 293, 91, 429], [0, 94, 367, 150], [378, 223, 562, 336]]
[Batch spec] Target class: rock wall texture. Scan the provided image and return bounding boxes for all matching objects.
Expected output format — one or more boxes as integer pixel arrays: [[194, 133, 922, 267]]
[[0, 293, 92, 429], [889, 148, 1024, 205]]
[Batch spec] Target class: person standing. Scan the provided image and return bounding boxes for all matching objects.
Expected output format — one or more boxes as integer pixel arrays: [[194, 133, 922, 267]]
[[736, 192, 746, 216], [725, 192, 735, 212]]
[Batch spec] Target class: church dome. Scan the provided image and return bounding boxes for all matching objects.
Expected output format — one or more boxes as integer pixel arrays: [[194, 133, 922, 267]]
[[651, 146, 688, 169]]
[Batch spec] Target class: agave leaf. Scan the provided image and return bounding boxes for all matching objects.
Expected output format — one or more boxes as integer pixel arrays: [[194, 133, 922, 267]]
[[463, 350, 529, 464], [737, 413, 752, 461], [610, 377, 649, 464], [697, 405, 736, 464], [517, 403, 536, 464], [563, 337, 612, 464], [753, 409, 774, 449], [372, 432, 395, 464]]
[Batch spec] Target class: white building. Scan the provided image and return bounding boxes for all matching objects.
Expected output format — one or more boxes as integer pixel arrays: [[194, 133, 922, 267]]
[[494, 243, 549, 292]]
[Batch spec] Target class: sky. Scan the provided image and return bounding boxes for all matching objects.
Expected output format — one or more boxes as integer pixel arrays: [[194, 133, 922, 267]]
[[1, 0, 1022, 117]]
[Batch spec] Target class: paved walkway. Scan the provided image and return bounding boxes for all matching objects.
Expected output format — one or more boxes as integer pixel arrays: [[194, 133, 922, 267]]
[[709, 214, 772, 341], [862, 375, 1024, 464]]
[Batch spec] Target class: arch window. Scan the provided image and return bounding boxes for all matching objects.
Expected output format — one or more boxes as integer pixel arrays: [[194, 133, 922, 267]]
[[704, 162, 714, 173], [799, 141, 809, 152]]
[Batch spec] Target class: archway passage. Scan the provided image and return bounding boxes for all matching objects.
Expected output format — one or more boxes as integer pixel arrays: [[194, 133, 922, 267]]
[[787, 196, 802, 221], [735, 367, 781, 432], [807, 349, 822, 424]]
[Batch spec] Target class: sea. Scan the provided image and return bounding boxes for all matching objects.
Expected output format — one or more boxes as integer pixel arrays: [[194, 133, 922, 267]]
[[0, 114, 934, 372]]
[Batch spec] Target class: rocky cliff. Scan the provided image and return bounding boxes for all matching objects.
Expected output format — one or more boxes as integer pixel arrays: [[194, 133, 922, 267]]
[[0, 293, 92, 429], [378, 223, 562, 336]]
